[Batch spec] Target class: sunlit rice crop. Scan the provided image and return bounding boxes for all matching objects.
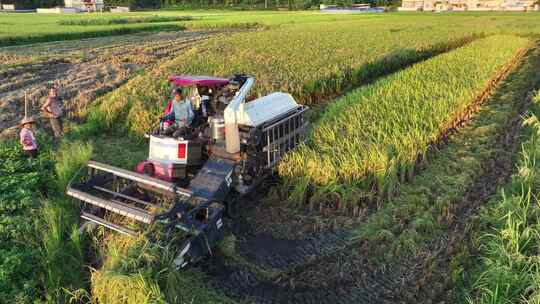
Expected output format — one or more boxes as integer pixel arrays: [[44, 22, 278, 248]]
[[92, 20, 485, 137], [278, 35, 530, 208]]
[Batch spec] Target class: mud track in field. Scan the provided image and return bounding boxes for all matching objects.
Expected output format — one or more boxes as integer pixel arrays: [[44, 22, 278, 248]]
[[198, 46, 540, 304], [0, 30, 217, 139], [405, 44, 540, 303]]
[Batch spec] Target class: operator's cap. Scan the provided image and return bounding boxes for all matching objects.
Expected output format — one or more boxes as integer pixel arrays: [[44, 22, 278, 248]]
[[18, 116, 37, 127]]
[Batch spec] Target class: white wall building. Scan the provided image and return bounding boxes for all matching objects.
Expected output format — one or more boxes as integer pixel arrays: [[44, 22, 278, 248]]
[[64, 0, 104, 11], [398, 0, 538, 11]]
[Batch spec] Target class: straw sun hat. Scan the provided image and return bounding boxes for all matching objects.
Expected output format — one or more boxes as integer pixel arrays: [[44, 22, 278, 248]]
[[18, 116, 37, 128]]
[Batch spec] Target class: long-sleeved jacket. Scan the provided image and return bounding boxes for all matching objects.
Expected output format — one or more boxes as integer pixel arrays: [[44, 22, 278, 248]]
[[163, 98, 194, 127]]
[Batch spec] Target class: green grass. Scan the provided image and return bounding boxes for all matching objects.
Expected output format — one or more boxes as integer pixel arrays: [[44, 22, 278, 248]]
[[0, 23, 185, 47], [278, 35, 529, 209], [57, 15, 193, 26], [3, 11, 540, 47], [462, 91, 540, 304], [0, 137, 54, 302], [42, 141, 94, 303], [90, 133, 147, 169]]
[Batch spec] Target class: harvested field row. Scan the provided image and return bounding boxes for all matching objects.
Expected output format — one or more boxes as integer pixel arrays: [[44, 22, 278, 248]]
[[0, 23, 186, 48], [0, 30, 214, 139], [278, 35, 529, 209]]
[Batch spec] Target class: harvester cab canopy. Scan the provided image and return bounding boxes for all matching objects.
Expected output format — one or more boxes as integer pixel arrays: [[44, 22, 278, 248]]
[[165, 74, 243, 120], [169, 75, 230, 87]]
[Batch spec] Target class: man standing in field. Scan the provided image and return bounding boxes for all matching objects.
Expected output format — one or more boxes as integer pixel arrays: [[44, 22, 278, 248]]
[[41, 86, 63, 140], [19, 116, 38, 158]]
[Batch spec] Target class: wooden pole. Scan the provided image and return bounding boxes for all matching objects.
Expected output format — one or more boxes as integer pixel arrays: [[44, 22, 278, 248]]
[[24, 91, 28, 118]]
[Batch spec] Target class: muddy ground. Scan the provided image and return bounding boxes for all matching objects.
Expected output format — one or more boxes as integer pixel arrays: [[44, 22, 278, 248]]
[[0, 30, 215, 139]]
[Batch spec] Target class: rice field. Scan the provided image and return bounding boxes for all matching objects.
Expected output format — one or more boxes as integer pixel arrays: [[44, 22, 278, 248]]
[[4, 10, 540, 304], [90, 21, 484, 136], [278, 35, 529, 207]]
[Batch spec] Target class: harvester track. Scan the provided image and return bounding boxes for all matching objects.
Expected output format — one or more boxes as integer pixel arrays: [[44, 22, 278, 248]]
[[203, 245, 404, 304], [237, 230, 348, 270]]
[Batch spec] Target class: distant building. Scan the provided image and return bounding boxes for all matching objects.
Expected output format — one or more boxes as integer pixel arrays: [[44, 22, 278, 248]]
[[64, 0, 104, 11], [36, 0, 103, 13], [398, 0, 539, 11]]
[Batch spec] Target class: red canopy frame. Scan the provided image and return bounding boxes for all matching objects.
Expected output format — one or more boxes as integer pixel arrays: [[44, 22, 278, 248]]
[[169, 75, 230, 87]]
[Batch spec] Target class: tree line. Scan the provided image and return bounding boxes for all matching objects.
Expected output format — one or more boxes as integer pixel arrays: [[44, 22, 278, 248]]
[[4, 0, 398, 11]]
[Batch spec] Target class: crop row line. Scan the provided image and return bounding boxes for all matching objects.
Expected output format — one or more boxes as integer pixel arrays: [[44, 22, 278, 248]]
[[278, 35, 531, 212]]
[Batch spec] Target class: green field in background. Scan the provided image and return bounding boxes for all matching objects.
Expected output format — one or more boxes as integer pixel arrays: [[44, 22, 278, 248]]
[[2, 11, 540, 46]]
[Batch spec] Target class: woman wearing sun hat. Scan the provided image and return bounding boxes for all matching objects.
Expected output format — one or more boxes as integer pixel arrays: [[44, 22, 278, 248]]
[[19, 116, 38, 158]]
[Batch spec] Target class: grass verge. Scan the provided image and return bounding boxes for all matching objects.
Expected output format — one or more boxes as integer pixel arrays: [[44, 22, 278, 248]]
[[42, 141, 94, 303], [459, 96, 540, 303], [0, 137, 53, 302]]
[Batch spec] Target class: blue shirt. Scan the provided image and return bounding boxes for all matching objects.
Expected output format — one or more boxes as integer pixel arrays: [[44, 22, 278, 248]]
[[172, 98, 194, 127]]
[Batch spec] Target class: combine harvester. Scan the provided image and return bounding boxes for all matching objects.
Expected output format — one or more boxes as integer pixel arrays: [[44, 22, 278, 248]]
[[66, 74, 308, 267]]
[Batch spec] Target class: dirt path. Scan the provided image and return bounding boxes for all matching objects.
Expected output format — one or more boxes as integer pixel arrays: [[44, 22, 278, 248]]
[[199, 45, 540, 304], [0, 30, 214, 139]]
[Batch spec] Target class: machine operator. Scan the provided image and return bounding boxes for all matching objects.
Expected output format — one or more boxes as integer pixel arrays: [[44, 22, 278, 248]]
[[162, 88, 194, 138]]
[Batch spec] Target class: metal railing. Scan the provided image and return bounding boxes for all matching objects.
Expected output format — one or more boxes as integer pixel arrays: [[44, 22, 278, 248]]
[[262, 106, 309, 168]]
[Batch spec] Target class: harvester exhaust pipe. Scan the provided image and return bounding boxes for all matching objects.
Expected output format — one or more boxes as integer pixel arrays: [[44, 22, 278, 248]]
[[224, 77, 255, 153]]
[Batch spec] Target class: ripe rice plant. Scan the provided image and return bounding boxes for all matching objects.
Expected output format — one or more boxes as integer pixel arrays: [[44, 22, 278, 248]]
[[278, 35, 529, 208], [165, 21, 482, 106], [91, 21, 485, 137], [91, 233, 234, 304]]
